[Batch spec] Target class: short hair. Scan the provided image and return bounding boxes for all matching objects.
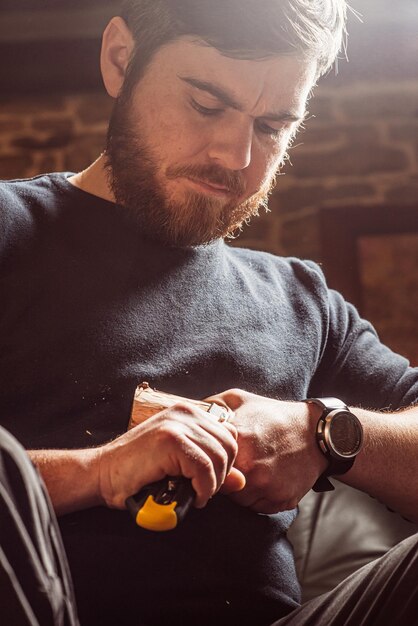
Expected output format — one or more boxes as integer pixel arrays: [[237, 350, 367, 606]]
[[119, 0, 347, 96]]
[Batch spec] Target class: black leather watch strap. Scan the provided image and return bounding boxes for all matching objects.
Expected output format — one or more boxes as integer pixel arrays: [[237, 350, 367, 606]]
[[307, 397, 363, 493], [312, 474, 335, 492], [312, 457, 356, 493]]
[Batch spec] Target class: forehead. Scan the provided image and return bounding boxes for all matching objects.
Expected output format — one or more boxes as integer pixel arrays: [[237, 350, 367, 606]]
[[138, 37, 317, 116]]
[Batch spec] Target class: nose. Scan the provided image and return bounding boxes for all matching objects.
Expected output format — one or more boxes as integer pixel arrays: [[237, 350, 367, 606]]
[[207, 121, 253, 171]]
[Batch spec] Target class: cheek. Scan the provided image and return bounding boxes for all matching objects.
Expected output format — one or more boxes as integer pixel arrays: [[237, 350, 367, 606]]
[[152, 115, 205, 165], [248, 144, 284, 189], [265, 130, 295, 174], [132, 91, 196, 159]]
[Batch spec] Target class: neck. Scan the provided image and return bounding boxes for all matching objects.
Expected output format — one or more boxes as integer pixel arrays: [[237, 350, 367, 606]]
[[68, 154, 116, 203]]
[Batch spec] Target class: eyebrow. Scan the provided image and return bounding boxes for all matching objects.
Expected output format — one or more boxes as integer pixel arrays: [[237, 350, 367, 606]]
[[179, 75, 305, 123]]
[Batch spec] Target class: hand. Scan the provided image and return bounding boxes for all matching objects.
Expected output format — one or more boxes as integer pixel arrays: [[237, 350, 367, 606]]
[[205, 389, 327, 513], [97, 402, 245, 510]]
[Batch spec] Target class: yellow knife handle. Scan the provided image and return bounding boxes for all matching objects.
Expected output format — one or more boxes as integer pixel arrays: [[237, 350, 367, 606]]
[[126, 476, 195, 531]]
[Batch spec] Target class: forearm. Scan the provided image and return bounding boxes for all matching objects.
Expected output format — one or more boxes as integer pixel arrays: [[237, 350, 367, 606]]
[[29, 447, 102, 516], [340, 405, 418, 522]]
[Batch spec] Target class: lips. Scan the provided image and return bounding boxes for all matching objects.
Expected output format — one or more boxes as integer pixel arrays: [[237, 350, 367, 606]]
[[186, 177, 232, 197]]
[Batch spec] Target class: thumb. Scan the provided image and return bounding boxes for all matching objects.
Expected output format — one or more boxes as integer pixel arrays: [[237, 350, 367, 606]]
[[220, 467, 246, 494], [204, 389, 248, 412]]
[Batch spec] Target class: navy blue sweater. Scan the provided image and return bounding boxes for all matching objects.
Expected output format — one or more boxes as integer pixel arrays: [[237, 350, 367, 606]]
[[1, 173, 417, 625]]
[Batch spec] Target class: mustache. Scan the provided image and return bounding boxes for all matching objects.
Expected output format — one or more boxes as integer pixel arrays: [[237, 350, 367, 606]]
[[165, 163, 246, 196]]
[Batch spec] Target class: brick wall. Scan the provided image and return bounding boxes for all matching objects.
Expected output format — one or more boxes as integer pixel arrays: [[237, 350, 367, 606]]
[[0, 93, 112, 181], [241, 80, 418, 255]]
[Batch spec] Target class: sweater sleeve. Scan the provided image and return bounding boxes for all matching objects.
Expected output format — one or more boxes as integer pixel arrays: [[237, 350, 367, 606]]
[[305, 262, 418, 410]]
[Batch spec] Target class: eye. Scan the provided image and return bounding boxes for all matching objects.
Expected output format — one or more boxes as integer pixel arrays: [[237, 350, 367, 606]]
[[190, 98, 224, 117], [255, 119, 284, 138]]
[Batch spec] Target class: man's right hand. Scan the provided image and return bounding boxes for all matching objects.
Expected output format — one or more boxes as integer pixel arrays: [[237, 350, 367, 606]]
[[97, 403, 245, 510]]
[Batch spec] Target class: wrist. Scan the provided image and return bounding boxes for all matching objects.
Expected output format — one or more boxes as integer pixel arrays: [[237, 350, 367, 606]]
[[29, 447, 103, 515], [96, 443, 119, 509], [301, 400, 329, 475], [63, 446, 104, 512]]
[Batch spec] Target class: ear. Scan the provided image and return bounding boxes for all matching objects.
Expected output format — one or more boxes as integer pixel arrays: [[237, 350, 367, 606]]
[[101, 17, 135, 98]]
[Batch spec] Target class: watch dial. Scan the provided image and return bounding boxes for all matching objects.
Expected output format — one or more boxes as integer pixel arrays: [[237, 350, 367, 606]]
[[329, 412, 362, 456]]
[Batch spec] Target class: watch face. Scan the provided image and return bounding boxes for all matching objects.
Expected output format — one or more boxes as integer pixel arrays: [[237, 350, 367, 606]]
[[327, 410, 363, 457]]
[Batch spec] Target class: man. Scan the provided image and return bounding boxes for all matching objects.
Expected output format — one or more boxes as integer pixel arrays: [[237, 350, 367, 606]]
[[1, 1, 417, 624]]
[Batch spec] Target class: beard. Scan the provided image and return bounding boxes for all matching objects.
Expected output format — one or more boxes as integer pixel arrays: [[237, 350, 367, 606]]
[[105, 96, 278, 248]]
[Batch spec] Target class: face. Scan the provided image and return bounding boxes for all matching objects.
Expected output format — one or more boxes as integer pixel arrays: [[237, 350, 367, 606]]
[[106, 38, 316, 247]]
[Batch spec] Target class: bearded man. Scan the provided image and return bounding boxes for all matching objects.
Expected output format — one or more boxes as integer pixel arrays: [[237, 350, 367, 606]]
[[1, 2, 418, 625]]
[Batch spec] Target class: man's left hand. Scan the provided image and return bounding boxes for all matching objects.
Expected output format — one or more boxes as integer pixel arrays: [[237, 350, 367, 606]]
[[206, 389, 327, 513]]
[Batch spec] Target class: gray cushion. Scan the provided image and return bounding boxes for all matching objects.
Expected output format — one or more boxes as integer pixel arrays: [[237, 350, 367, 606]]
[[287, 481, 418, 602]]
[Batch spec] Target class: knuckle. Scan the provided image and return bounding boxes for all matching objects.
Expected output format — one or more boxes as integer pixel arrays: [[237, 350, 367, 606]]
[[156, 423, 182, 446], [238, 455, 255, 475], [221, 388, 247, 407], [171, 401, 196, 417], [228, 388, 246, 400]]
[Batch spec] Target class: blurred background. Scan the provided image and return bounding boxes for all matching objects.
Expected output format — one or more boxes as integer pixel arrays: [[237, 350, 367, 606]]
[[0, 0, 417, 364]]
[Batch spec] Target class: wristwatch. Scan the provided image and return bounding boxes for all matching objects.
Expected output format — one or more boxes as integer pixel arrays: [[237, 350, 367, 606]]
[[306, 397, 364, 492]]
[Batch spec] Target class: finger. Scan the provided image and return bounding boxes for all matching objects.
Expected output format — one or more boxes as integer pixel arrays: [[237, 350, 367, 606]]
[[204, 388, 248, 411], [173, 427, 236, 506], [221, 420, 238, 440], [152, 406, 239, 495], [227, 484, 279, 509], [171, 403, 237, 442], [184, 433, 235, 496], [177, 441, 218, 508], [180, 409, 239, 469], [154, 404, 239, 491], [220, 468, 246, 494]]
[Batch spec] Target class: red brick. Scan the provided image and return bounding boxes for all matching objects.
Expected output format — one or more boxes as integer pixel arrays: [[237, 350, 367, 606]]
[[0, 96, 66, 116], [0, 118, 25, 133], [385, 183, 418, 205], [36, 156, 60, 175], [0, 154, 33, 180], [273, 182, 375, 212], [32, 118, 74, 135], [63, 133, 106, 172], [12, 134, 72, 150], [279, 213, 322, 261], [298, 123, 379, 148], [341, 92, 418, 119], [75, 94, 114, 125], [290, 143, 409, 178], [306, 96, 337, 122], [389, 123, 418, 142]]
